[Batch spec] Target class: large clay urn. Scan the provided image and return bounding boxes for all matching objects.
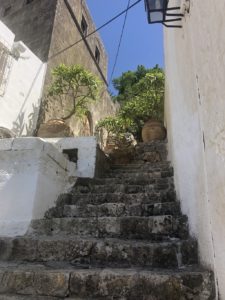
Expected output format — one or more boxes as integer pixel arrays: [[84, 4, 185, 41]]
[[37, 119, 73, 138], [142, 120, 166, 142], [0, 127, 15, 139]]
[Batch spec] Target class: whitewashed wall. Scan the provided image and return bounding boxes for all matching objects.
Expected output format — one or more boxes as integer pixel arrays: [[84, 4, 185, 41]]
[[0, 138, 76, 237], [164, 1, 225, 299], [46, 136, 100, 178], [0, 21, 46, 136]]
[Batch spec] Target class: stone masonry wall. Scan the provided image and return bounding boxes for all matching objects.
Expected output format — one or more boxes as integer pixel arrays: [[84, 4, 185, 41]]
[[1, 0, 57, 61], [1, 0, 117, 136], [42, 0, 115, 135], [42, 0, 117, 136]]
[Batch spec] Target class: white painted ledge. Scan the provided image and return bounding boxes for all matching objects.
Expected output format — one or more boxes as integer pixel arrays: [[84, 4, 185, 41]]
[[45, 137, 98, 178], [0, 137, 76, 237]]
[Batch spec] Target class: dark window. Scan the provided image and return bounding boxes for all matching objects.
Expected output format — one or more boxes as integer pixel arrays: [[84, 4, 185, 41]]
[[26, 0, 34, 4], [3, 6, 12, 17], [95, 46, 100, 64], [81, 15, 88, 37]]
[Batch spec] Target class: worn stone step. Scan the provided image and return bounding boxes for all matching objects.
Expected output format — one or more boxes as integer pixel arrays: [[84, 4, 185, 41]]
[[0, 297, 92, 300], [57, 191, 177, 206], [73, 183, 174, 194], [28, 215, 188, 240], [0, 263, 215, 299], [107, 171, 174, 180], [106, 170, 174, 179], [109, 165, 173, 174], [0, 296, 60, 300], [111, 162, 171, 171], [135, 141, 167, 151], [0, 236, 197, 268], [111, 161, 171, 168], [75, 177, 174, 187], [46, 202, 181, 218]]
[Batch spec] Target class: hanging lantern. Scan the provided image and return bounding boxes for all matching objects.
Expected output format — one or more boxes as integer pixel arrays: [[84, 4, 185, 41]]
[[144, 0, 184, 28]]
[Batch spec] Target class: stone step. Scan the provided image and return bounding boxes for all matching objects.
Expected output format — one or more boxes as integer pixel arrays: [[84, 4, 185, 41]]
[[0, 236, 197, 268], [45, 202, 181, 218], [109, 167, 173, 174], [135, 141, 167, 152], [111, 162, 171, 170], [106, 170, 174, 179], [111, 161, 171, 168], [57, 191, 177, 206], [28, 215, 188, 240], [0, 263, 215, 299], [75, 177, 174, 186], [107, 169, 174, 179], [0, 296, 59, 300], [73, 183, 174, 194]]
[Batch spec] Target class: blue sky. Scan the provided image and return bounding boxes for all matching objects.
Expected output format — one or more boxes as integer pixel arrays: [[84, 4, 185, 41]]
[[86, 0, 164, 92]]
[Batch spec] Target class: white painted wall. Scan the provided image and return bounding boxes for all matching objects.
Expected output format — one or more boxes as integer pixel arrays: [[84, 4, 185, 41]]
[[45, 136, 98, 178], [0, 138, 76, 237], [164, 1, 225, 298], [0, 21, 46, 136]]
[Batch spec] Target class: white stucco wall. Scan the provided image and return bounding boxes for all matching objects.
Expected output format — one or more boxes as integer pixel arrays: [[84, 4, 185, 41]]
[[164, 1, 225, 298], [45, 136, 98, 178], [0, 138, 76, 237], [0, 21, 46, 136]]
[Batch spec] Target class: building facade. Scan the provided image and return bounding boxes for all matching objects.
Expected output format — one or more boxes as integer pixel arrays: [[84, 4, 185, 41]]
[[164, 0, 225, 299], [1, 0, 117, 136], [0, 20, 46, 136]]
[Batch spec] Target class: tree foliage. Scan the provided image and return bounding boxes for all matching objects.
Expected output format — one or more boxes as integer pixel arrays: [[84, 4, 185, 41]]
[[112, 65, 152, 104], [47, 64, 101, 120], [96, 65, 164, 141]]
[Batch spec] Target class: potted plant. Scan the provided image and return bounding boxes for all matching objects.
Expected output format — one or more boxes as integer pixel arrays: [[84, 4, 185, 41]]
[[96, 66, 166, 143], [37, 64, 101, 138]]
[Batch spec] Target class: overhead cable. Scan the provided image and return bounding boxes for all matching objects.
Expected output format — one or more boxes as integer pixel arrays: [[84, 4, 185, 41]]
[[109, 0, 132, 83], [48, 0, 143, 61]]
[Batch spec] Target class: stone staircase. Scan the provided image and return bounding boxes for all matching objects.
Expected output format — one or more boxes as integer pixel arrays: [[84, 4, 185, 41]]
[[0, 141, 215, 299]]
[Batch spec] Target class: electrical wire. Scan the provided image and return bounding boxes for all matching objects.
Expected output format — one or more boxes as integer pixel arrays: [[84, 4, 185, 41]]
[[48, 0, 143, 61], [109, 0, 132, 84]]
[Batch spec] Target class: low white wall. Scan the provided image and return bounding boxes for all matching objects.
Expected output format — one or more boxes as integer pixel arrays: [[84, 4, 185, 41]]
[[45, 137, 97, 178], [0, 138, 76, 237], [0, 21, 46, 136], [164, 1, 225, 298]]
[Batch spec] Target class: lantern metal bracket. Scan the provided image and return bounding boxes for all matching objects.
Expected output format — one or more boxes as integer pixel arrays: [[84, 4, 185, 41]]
[[145, 0, 184, 28]]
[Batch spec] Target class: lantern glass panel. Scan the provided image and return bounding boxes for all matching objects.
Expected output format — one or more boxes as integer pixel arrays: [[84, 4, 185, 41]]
[[148, 0, 164, 10], [149, 11, 163, 22]]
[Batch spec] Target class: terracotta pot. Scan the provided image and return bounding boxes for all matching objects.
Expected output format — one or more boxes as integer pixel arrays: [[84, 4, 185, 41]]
[[37, 119, 73, 138], [142, 120, 166, 142], [0, 127, 15, 139]]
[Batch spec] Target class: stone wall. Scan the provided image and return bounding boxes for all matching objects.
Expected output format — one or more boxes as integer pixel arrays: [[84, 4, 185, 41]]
[[0, 137, 76, 237], [164, 0, 225, 298], [1, 0, 57, 62], [44, 136, 110, 179], [42, 0, 117, 136], [1, 0, 118, 136]]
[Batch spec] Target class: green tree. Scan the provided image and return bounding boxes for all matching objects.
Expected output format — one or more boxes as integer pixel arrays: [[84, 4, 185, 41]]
[[97, 65, 164, 141], [47, 64, 101, 120], [112, 65, 152, 104]]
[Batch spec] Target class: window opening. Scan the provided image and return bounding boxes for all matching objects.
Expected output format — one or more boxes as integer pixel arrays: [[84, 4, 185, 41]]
[[95, 46, 100, 64], [81, 15, 88, 37]]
